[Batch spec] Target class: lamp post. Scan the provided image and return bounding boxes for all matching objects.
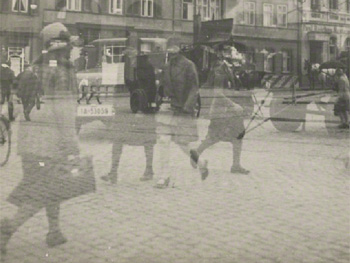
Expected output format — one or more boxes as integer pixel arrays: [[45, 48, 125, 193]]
[[297, 0, 304, 87]]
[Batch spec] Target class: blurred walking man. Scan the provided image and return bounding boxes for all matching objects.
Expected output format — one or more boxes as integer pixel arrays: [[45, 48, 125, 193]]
[[0, 61, 15, 121]]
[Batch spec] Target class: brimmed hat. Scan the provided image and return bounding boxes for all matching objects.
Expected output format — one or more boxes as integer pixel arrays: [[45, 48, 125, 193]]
[[40, 22, 73, 52]]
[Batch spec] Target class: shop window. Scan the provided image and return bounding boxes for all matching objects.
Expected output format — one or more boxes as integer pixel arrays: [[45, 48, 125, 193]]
[[277, 5, 287, 27], [141, 0, 153, 17], [282, 50, 292, 73], [263, 4, 274, 27], [12, 0, 28, 13], [329, 0, 338, 10], [110, 0, 122, 14], [67, 0, 81, 11], [183, 0, 194, 20], [263, 48, 275, 72], [329, 37, 337, 59], [244, 2, 255, 26]]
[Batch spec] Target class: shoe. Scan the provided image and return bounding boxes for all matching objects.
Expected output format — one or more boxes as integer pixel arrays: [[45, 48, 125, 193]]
[[101, 174, 117, 184], [231, 165, 250, 174], [24, 112, 31, 121], [0, 218, 14, 255], [190, 149, 199, 169], [140, 171, 154, 181], [154, 177, 170, 189], [198, 160, 209, 181], [46, 231, 67, 248], [338, 123, 350, 129]]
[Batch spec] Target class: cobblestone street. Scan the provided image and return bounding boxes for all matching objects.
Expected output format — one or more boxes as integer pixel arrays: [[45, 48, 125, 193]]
[[0, 94, 349, 263]]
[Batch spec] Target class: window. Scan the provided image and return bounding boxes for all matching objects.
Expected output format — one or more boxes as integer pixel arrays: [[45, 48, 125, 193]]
[[209, 0, 221, 20], [277, 5, 287, 27], [346, 38, 350, 49], [104, 44, 126, 63], [141, 0, 153, 17], [282, 50, 292, 72], [183, 0, 194, 20], [263, 4, 274, 27], [197, 0, 209, 20], [244, 2, 255, 25], [329, 37, 337, 60], [12, 0, 28, 13], [347, 0, 350, 13], [67, 0, 81, 11], [311, 0, 320, 10], [110, 0, 122, 14], [329, 0, 338, 10]]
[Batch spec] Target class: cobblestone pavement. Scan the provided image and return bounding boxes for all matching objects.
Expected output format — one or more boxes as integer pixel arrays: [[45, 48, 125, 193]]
[[0, 92, 349, 263]]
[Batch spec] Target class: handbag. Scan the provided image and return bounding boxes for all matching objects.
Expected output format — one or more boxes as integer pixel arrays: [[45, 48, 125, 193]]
[[53, 156, 96, 201]]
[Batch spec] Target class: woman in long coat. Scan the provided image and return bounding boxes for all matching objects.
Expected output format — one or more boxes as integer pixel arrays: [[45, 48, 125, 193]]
[[0, 23, 95, 255]]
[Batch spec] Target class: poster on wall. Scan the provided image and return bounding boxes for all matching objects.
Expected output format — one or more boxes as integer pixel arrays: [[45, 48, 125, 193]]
[[10, 56, 22, 76]]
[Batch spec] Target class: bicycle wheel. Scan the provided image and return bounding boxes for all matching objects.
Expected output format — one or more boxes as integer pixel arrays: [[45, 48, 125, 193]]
[[0, 116, 11, 167]]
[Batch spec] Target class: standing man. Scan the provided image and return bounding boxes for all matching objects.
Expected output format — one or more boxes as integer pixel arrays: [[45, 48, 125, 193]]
[[0, 61, 16, 121], [17, 64, 40, 121], [334, 68, 350, 129], [155, 42, 208, 189]]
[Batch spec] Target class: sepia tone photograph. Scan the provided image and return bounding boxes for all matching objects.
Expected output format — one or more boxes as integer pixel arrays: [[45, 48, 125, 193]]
[[0, 0, 349, 262]]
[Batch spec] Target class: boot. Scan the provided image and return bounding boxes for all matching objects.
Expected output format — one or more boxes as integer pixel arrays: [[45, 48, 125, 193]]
[[46, 231, 67, 248], [0, 218, 15, 255]]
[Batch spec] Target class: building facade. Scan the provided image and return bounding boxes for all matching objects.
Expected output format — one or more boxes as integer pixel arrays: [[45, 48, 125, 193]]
[[301, 0, 350, 68], [1, 0, 349, 79], [0, 0, 225, 72]]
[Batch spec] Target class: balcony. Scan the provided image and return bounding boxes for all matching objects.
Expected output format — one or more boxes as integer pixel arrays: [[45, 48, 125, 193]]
[[302, 10, 350, 24]]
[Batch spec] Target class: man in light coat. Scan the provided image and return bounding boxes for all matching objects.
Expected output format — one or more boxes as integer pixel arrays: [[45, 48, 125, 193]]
[[155, 44, 208, 188]]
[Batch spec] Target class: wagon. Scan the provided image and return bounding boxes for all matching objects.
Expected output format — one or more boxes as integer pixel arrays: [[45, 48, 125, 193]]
[[74, 37, 172, 132]]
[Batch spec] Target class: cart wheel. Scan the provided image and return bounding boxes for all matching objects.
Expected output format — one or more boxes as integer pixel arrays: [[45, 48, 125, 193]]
[[130, 89, 148, 113], [0, 116, 11, 167], [270, 97, 307, 132]]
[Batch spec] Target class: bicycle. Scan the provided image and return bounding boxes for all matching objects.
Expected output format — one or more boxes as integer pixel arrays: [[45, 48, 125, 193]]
[[0, 114, 11, 167]]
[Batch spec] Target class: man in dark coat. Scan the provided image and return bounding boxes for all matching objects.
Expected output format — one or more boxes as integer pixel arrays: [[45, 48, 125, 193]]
[[0, 61, 15, 121], [16, 64, 40, 121]]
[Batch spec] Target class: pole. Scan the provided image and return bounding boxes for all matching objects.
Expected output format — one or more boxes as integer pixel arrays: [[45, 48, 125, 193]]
[[348, 46, 350, 78], [297, 0, 303, 87]]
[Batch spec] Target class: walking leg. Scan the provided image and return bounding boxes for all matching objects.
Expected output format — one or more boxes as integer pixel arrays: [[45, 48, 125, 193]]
[[140, 144, 154, 181], [101, 143, 123, 184], [45, 202, 67, 247], [1, 203, 41, 254], [231, 139, 249, 174]]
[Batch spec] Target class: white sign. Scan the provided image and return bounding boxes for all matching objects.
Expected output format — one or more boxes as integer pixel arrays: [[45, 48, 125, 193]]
[[10, 57, 21, 76], [102, 62, 125, 85]]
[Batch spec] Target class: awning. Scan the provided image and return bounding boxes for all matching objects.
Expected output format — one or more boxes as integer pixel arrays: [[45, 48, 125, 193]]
[[308, 32, 330, 42]]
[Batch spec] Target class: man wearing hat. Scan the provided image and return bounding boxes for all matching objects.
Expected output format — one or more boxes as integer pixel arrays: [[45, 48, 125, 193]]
[[0, 60, 16, 121], [154, 41, 208, 188], [334, 68, 350, 129]]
